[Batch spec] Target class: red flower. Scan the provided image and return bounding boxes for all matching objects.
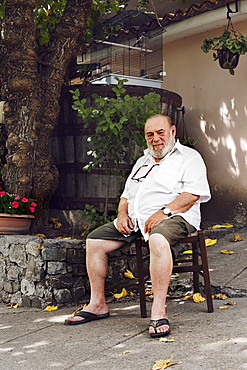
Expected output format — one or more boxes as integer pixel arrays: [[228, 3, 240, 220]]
[[14, 196, 21, 200], [21, 198, 29, 203], [30, 202, 37, 207], [0, 191, 6, 196], [12, 201, 20, 208], [29, 207, 35, 213]]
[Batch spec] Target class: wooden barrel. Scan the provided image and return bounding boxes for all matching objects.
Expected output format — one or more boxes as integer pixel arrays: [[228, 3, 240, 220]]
[[49, 84, 182, 210]]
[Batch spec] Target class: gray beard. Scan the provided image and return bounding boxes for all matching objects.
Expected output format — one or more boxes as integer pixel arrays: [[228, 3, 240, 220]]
[[148, 135, 176, 159]]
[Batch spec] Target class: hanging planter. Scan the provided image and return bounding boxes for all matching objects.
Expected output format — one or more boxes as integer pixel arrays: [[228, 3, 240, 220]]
[[217, 47, 240, 70], [0, 213, 35, 234], [201, 19, 247, 75]]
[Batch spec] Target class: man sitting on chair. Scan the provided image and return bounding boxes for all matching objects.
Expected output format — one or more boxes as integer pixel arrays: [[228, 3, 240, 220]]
[[65, 114, 211, 338]]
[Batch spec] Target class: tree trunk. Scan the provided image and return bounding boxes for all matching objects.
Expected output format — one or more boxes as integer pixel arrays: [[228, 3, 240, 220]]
[[0, 0, 92, 230]]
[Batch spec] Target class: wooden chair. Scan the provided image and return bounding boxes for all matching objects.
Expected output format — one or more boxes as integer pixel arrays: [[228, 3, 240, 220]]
[[135, 230, 214, 318]]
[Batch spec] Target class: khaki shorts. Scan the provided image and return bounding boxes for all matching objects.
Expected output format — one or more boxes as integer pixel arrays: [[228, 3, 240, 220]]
[[87, 216, 196, 257]]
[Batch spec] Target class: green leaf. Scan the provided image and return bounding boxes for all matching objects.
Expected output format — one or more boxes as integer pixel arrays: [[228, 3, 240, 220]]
[[119, 117, 128, 124], [92, 93, 99, 99], [0, 2, 5, 19], [112, 87, 120, 96]]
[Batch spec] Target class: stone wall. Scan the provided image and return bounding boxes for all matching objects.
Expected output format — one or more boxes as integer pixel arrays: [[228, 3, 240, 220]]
[[0, 235, 142, 308]]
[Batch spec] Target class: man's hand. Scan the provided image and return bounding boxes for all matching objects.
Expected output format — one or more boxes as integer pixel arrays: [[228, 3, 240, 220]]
[[144, 210, 166, 234], [117, 197, 134, 235], [116, 212, 134, 235]]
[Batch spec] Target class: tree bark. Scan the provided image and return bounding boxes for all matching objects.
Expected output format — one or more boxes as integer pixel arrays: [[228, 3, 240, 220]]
[[0, 0, 92, 229]]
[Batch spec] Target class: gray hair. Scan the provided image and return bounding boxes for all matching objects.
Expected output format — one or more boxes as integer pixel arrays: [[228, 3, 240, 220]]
[[145, 114, 173, 127]]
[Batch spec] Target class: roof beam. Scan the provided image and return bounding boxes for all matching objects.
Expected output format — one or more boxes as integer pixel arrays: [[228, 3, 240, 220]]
[[163, 0, 247, 43]]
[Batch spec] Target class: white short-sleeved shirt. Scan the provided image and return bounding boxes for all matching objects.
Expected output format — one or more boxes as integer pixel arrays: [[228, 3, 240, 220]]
[[119, 140, 211, 240]]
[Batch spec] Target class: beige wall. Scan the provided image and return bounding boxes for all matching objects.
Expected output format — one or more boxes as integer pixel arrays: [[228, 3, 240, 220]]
[[163, 21, 247, 226]]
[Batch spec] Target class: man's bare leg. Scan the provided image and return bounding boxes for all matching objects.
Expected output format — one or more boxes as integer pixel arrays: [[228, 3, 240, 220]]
[[148, 234, 173, 335], [65, 238, 124, 323]]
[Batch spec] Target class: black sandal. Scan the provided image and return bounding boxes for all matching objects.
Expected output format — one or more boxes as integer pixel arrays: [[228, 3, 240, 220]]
[[149, 318, 171, 338], [64, 311, 109, 325]]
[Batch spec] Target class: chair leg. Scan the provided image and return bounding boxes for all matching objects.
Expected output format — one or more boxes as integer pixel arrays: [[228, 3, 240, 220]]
[[135, 238, 147, 318], [198, 231, 214, 313], [192, 240, 200, 292]]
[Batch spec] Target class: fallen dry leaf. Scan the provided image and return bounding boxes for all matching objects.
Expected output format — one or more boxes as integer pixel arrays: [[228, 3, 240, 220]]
[[213, 293, 228, 300], [193, 293, 205, 303], [180, 294, 193, 301], [218, 306, 228, 309], [72, 304, 88, 315], [123, 334, 130, 337], [145, 288, 154, 295], [7, 303, 18, 309], [129, 291, 135, 296], [124, 269, 135, 279], [221, 249, 234, 254], [231, 233, 244, 242], [152, 356, 182, 369], [159, 338, 175, 343], [211, 223, 234, 229], [35, 234, 46, 239], [205, 238, 217, 246], [122, 350, 131, 354], [226, 301, 237, 306], [180, 293, 205, 303], [50, 218, 63, 229], [81, 224, 88, 230], [113, 287, 128, 299], [57, 237, 73, 240], [43, 305, 58, 311]]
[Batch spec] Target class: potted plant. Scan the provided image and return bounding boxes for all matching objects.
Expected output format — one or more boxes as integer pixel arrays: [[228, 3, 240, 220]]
[[201, 27, 247, 75], [0, 188, 37, 234]]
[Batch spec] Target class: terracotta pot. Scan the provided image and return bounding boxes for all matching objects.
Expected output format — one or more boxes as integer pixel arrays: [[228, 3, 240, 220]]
[[0, 213, 35, 235], [218, 48, 239, 70]]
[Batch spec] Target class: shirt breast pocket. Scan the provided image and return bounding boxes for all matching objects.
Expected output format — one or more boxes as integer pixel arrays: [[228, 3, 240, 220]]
[[154, 170, 181, 193]]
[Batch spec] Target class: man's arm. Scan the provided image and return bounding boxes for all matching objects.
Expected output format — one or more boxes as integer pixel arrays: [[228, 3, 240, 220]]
[[167, 192, 200, 214], [144, 192, 199, 234], [116, 197, 134, 235]]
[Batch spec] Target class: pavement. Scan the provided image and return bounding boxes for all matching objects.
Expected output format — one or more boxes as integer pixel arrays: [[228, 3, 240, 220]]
[[0, 227, 247, 370]]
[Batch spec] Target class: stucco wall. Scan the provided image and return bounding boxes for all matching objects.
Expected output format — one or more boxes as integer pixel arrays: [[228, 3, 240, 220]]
[[163, 20, 247, 226]]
